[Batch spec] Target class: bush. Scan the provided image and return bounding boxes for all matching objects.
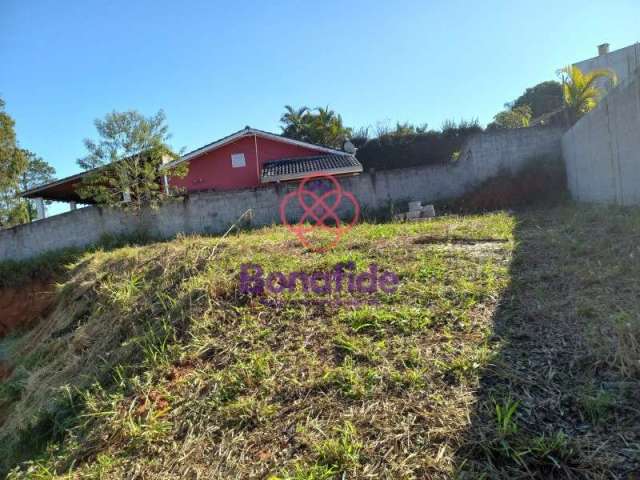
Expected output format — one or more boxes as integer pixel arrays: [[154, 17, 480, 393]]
[[356, 120, 482, 171]]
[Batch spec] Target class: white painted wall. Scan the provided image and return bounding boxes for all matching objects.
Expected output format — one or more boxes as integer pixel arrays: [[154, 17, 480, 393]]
[[573, 43, 640, 94]]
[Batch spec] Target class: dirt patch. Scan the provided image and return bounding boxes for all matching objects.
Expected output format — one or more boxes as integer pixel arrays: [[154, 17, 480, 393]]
[[0, 279, 56, 338], [412, 235, 508, 245]]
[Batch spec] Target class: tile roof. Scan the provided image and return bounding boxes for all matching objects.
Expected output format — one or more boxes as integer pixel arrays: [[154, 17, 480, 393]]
[[165, 127, 346, 168], [261, 154, 363, 182]]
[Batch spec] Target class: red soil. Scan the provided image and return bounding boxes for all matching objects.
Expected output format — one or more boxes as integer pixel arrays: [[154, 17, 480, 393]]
[[0, 280, 56, 339], [0, 362, 11, 381], [0, 279, 56, 389]]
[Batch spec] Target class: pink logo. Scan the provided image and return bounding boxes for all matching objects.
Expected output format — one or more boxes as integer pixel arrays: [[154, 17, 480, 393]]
[[279, 174, 360, 252]]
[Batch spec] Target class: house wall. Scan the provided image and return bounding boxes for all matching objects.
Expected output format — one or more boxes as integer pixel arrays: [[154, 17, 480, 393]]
[[170, 135, 325, 192], [0, 127, 563, 262], [573, 43, 640, 94], [562, 68, 640, 205]]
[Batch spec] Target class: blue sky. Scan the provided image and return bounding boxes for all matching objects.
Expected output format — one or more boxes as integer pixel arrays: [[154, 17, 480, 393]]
[[1, 0, 638, 188]]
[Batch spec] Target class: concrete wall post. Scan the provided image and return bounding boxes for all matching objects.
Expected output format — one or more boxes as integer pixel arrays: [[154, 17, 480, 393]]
[[35, 197, 46, 220]]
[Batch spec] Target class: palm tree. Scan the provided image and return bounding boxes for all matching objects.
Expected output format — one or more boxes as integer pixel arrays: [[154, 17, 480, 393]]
[[280, 105, 352, 148], [280, 105, 309, 139], [312, 107, 351, 148], [559, 65, 617, 124]]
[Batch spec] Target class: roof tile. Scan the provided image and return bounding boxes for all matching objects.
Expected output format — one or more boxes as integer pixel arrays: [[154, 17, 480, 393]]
[[261, 154, 362, 181]]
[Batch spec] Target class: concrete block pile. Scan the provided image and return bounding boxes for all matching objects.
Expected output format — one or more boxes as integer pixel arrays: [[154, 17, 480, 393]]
[[393, 201, 436, 221]]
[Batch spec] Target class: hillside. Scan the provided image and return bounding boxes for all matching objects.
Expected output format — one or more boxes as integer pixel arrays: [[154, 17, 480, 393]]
[[0, 205, 638, 479]]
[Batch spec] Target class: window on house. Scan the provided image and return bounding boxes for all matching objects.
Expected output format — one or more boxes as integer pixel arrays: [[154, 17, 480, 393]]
[[231, 153, 246, 168]]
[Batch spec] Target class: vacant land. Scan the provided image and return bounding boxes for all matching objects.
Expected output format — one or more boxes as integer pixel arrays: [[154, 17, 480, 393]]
[[0, 205, 638, 479]]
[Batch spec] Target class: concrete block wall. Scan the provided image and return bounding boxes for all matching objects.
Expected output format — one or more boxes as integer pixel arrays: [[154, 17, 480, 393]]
[[0, 127, 563, 262], [342, 126, 563, 211], [562, 68, 640, 205]]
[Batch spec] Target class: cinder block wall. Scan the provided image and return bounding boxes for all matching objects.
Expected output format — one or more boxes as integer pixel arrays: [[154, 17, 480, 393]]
[[562, 68, 640, 205], [0, 127, 563, 262]]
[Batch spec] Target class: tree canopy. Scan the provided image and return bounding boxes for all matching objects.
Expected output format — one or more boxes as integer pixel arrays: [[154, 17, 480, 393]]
[[0, 98, 55, 227], [18, 151, 56, 194], [78, 110, 172, 170], [76, 110, 186, 211], [280, 105, 352, 149], [488, 105, 533, 130], [1, 151, 57, 225], [488, 80, 564, 130], [0, 98, 27, 195], [510, 81, 563, 119]]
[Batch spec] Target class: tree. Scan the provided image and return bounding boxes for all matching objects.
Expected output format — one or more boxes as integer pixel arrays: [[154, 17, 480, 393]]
[[0, 149, 56, 226], [0, 97, 30, 228], [0, 151, 56, 225], [559, 65, 617, 124], [280, 105, 352, 148], [280, 105, 310, 140], [510, 81, 563, 119], [18, 151, 56, 222], [76, 110, 187, 211], [488, 105, 532, 129], [19, 151, 56, 193], [0, 98, 27, 196]]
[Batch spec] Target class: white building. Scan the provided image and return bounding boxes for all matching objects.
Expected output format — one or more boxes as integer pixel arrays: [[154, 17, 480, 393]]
[[573, 42, 640, 93]]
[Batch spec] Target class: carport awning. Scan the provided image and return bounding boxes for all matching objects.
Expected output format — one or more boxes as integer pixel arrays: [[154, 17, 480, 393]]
[[261, 154, 363, 183], [24, 153, 364, 201], [21, 172, 91, 203], [21, 152, 163, 203]]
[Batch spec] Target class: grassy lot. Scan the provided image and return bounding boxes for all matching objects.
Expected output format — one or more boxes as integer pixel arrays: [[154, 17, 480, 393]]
[[0, 204, 638, 479]]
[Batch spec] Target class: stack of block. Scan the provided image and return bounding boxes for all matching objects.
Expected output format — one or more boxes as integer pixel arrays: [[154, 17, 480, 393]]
[[393, 201, 436, 221]]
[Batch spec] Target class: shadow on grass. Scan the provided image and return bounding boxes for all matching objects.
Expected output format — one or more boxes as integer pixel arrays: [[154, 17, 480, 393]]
[[454, 206, 640, 478]]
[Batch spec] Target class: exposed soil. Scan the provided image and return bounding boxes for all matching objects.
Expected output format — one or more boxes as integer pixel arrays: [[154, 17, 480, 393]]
[[0, 279, 56, 338], [0, 363, 11, 381]]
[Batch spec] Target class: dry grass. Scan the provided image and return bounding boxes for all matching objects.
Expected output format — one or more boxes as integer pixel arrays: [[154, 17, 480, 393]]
[[0, 204, 638, 479]]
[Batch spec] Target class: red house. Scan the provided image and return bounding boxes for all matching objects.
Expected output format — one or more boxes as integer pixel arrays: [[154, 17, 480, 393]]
[[21, 127, 363, 216], [166, 127, 362, 191]]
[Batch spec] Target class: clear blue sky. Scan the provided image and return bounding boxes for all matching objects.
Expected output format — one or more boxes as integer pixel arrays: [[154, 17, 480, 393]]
[[1, 0, 638, 186]]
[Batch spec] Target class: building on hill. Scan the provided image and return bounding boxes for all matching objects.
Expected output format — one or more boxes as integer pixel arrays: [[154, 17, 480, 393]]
[[532, 42, 640, 128], [573, 42, 640, 94], [20, 127, 363, 219]]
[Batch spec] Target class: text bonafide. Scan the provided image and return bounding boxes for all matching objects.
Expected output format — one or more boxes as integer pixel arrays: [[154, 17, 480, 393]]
[[239, 262, 399, 295]]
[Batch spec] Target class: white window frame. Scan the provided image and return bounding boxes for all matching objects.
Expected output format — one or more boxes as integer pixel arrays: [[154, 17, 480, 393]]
[[231, 153, 246, 168]]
